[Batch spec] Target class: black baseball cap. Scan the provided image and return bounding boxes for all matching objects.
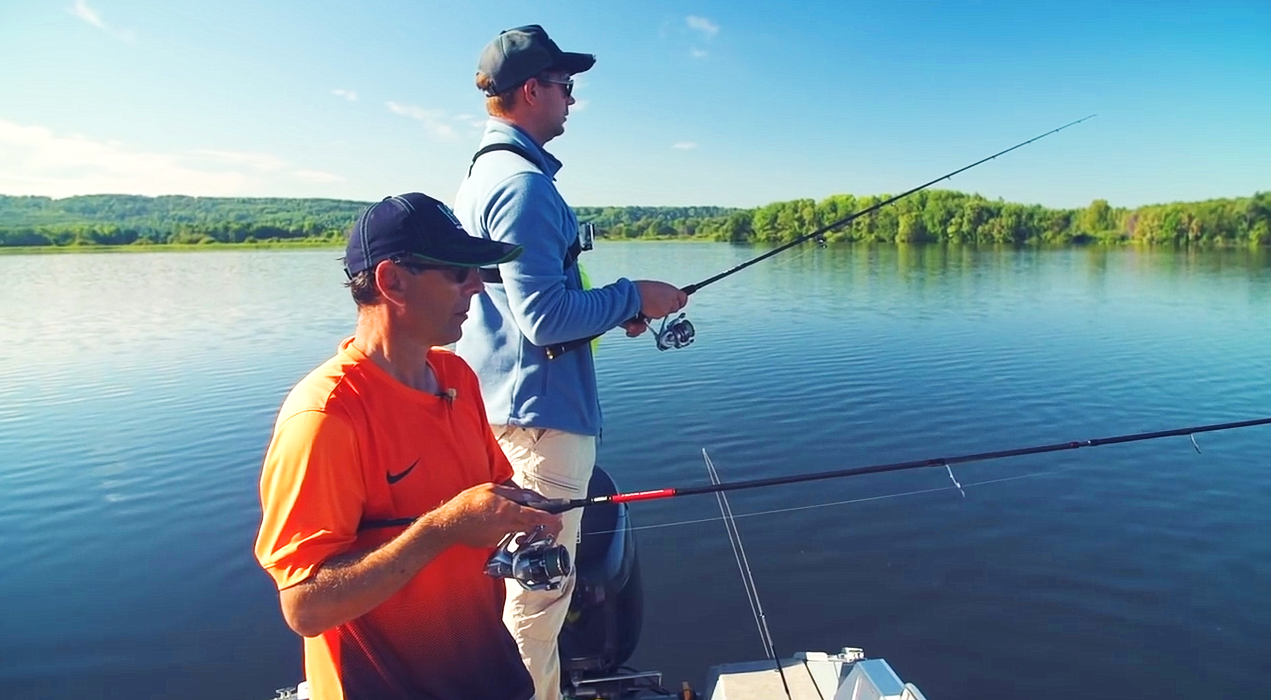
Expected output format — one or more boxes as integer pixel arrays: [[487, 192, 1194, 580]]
[[343, 193, 521, 278], [477, 24, 596, 95]]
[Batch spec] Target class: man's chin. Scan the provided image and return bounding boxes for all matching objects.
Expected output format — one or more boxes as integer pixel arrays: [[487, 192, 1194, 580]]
[[441, 325, 465, 347]]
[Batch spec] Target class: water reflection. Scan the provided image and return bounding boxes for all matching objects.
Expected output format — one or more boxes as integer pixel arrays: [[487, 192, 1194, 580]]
[[1, 244, 1269, 700]]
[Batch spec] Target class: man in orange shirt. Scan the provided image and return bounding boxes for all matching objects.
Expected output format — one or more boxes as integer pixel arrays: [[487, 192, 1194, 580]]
[[255, 192, 561, 700]]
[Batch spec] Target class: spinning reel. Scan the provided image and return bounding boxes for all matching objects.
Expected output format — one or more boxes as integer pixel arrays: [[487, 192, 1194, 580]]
[[653, 313, 696, 352], [484, 525, 572, 591]]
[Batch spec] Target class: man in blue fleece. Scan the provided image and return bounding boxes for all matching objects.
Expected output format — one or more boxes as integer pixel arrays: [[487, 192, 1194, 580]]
[[453, 24, 687, 700]]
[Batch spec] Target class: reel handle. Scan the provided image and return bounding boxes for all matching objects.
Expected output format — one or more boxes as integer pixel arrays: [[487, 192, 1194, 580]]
[[484, 525, 572, 590]]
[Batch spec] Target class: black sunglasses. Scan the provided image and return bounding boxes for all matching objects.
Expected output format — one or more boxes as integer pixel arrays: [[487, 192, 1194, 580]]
[[538, 76, 574, 98], [391, 257, 475, 284]]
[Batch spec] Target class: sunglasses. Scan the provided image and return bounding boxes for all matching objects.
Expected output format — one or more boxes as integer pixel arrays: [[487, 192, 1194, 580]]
[[391, 257, 475, 284], [538, 76, 574, 98]]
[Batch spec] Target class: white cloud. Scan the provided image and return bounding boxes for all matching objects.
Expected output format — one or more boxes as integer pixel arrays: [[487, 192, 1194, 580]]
[[690, 48, 709, 59], [190, 149, 289, 171], [686, 15, 720, 39], [673, 142, 698, 150], [71, 0, 103, 27], [294, 169, 345, 183], [331, 88, 358, 102], [71, 0, 135, 42], [453, 113, 488, 130], [564, 77, 589, 110], [0, 119, 341, 197], [385, 101, 462, 141]]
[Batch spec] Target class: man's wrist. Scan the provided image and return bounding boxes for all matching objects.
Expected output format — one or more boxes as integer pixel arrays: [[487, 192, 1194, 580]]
[[616, 277, 642, 322], [403, 505, 458, 555]]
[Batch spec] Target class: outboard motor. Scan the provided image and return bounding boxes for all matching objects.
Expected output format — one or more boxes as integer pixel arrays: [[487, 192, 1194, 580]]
[[559, 466, 656, 698]]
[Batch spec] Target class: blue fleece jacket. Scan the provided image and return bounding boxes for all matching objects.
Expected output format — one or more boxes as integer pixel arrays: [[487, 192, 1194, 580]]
[[453, 119, 642, 436]]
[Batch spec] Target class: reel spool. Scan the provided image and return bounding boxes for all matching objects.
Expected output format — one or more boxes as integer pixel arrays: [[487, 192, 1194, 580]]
[[654, 314, 695, 352], [484, 525, 572, 591]]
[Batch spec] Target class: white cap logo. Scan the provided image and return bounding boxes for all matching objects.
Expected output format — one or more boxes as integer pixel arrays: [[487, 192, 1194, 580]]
[[436, 203, 463, 228]]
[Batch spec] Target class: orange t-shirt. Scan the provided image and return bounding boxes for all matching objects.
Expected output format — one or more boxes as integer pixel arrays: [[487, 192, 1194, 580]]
[[254, 338, 532, 700]]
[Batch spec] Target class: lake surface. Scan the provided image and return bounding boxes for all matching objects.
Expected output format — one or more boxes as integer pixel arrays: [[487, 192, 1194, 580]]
[[2, 243, 1269, 699]]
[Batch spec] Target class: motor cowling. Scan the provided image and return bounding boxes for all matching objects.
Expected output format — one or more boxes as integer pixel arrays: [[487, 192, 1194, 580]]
[[559, 465, 643, 680]]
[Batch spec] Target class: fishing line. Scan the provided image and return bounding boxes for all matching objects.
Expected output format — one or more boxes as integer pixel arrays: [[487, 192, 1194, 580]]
[[705, 450, 769, 657], [704, 449, 792, 699], [589, 462, 1091, 537], [546, 114, 1098, 359], [537, 416, 1271, 514], [360, 418, 1271, 533], [763, 236, 823, 273]]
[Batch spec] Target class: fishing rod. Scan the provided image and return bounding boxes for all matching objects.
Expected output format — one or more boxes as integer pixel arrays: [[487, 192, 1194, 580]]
[[531, 416, 1271, 514], [545, 114, 1098, 360], [703, 448, 793, 700]]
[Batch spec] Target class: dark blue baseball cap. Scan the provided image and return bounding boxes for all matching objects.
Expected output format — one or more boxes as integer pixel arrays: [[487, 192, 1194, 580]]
[[343, 193, 521, 278], [477, 24, 596, 95]]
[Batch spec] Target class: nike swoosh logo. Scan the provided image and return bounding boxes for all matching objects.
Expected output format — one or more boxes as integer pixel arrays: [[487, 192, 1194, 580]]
[[387, 460, 418, 485]]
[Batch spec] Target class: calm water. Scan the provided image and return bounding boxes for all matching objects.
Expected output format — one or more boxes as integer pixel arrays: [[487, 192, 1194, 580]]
[[2, 243, 1269, 699]]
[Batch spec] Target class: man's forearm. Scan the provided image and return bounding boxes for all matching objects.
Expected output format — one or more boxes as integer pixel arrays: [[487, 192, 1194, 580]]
[[279, 507, 456, 637], [508, 279, 641, 346]]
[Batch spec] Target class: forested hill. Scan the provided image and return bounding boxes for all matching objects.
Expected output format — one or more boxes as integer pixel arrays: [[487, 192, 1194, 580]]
[[0, 195, 367, 246], [0, 195, 737, 247], [1, 191, 1267, 247]]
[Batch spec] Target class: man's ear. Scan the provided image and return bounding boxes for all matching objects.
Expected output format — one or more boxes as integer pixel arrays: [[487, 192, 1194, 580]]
[[520, 77, 541, 107], [374, 260, 408, 307]]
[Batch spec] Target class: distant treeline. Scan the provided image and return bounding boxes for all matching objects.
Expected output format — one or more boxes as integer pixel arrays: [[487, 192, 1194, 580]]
[[578, 191, 1270, 246], [0, 195, 362, 247], [1, 191, 1267, 248]]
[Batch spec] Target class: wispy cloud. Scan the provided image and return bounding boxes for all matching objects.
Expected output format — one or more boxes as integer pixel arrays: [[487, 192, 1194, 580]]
[[191, 149, 289, 171], [385, 101, 462, 141], [454, 113, 487, 129], [331, 88, 358, 102], [685, 15, 719, 59], [686, 16, 720, 39], [71, 0, 104, 27], [71, 0, 135, 42], [294, 169, 345, 183], [0, 120, 342, 197], [672, 142, 698, 150], [569, 78, 591, 110]]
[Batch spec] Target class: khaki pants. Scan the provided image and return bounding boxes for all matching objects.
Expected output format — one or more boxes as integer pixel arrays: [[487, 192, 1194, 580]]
[[494, 425, 596, 700]]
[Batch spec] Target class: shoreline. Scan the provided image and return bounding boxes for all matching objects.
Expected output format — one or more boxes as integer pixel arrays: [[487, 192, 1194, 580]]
[[3, 238, 1267, 255], [0, 240, 345, 255]]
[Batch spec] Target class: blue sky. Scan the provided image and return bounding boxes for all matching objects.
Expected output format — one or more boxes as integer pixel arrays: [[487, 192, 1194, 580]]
[[1, 0, 1267, 209]]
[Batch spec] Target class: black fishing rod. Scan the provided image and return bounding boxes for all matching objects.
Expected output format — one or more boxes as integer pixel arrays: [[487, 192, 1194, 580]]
[[546, 114, 1098, 359], [531, 416, 1271, 514]]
